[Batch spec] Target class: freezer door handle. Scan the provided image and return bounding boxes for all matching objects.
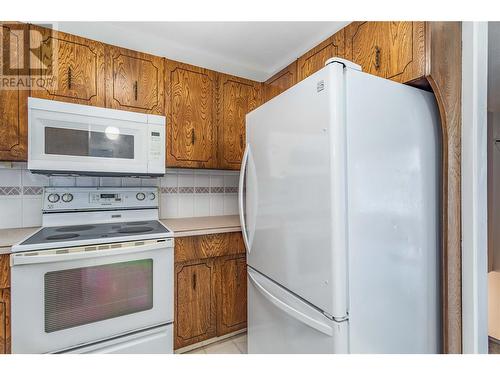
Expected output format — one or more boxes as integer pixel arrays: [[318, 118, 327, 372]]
[[239, 143, 251, 253], [248, 269, 334, 336]]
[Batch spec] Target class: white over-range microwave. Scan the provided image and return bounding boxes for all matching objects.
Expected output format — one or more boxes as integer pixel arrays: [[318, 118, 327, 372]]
[[28, 97, 166, 176]]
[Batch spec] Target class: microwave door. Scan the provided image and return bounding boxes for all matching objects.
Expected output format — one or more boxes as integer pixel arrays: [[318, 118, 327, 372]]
[[28, 98, 163, 176]]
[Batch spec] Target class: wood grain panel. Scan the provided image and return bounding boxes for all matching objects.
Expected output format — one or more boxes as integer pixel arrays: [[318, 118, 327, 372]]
[[165, 60, 217, 168], [105, 46, 164, 114], [345, 22, 425, 83], [174, 259, 216, 349], [30, 25, 105, 106], [297, 29, 345, 82], [0, 288, 10, 354], [217, 74, 261, 170], [175, 232, 245, 263], [264, 61, 297, 102], [216, 255, 247, 336], [0, 255, 9, 289], [424, 21, 462, 354], [0, 23, 28, 161]]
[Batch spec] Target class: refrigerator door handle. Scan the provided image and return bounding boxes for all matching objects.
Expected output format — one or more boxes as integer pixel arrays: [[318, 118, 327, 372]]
[[239, 143, 251, 253], [248, 270, 334, 336]]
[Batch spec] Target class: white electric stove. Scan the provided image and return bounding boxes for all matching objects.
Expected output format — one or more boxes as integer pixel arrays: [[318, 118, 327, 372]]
[[10, 187, 174, 354]]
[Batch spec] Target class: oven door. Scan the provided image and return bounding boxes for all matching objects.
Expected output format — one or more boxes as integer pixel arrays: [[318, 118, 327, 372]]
[[10, 240, 173, 354], [28, 97, 165, 176]]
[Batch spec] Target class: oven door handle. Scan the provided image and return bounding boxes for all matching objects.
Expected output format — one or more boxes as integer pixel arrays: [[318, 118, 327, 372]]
[[10, 240, 171, 266]]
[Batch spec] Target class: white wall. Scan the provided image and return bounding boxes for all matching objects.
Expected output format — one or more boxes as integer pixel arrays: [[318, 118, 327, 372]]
[[461, 21, 489, 354], [0, 162, 239, 229]]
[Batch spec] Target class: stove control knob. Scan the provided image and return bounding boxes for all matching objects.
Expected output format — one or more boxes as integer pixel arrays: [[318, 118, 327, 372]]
[[148, 192, 156, 200], [47, 193, 60, 203], [136, 192, 146, 201], [62, 193, 73, 203]]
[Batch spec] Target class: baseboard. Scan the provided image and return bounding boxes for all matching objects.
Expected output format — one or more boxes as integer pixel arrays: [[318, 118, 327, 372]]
[[175, 328, 247, 354]]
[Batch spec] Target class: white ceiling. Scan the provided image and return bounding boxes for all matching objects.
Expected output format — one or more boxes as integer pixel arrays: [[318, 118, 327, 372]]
[[54, 22, 349, 81]]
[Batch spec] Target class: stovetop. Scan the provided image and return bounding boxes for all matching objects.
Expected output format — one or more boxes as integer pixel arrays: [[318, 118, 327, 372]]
[[17, 220, 171, 251]]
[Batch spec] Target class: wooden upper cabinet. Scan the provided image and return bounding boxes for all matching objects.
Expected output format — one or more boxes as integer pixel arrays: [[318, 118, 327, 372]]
[[297, 29, 345, 82], [0, 23, 28, 161], [216, 255, 247, 336], [264, 61, 297, 103], [105, 47, 164, 115], [30, 25, 105, 106], [165, 60, 217, 168], [174, 259, 216, 349], [217, 74, 261, 170], [345, 22, 426, 83]]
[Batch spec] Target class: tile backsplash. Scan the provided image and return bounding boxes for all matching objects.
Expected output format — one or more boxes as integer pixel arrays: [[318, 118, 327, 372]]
[[159, 169, 239, 219], [0, 162, 239, 229]]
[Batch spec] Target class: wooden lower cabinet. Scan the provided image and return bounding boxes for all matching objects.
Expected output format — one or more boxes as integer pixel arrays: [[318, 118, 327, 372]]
[[174, 259, 216, 349], [0, 288, 11, 354], [216, 255, 247, 336], [174, 233, 247, 350], [1, 254, 11, 354]]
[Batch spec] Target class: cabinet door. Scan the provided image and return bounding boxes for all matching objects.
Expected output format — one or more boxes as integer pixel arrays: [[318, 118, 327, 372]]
[[216, 255, 247, 336], [165, 60, 217, 168], [0, 23, 28, 161], [264, 61, 297, 103], [345, 22, 426, 83], [0, 254, 9, 289], [174, 259, 216, 349], [0, 288, 10, 354], [106, 47, 164, 115], [297, 29, 345, 82], [30, 25, 105, 107], [217, 74, 261, 170]]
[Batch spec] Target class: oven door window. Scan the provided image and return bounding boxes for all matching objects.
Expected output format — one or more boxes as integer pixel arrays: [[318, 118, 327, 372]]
[[44, 126, 135, 159], [44, 259, 153, 333]]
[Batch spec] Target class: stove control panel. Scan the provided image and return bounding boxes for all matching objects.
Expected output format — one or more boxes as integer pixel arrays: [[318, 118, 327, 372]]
[[91, 192, 123, 204], [43, 187, 159, 212]]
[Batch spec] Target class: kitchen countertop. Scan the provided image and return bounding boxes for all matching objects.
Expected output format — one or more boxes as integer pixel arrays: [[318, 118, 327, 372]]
[[0, 215, 241, 254], [0, 226, 41, 255], [160, 215, 241, 237]]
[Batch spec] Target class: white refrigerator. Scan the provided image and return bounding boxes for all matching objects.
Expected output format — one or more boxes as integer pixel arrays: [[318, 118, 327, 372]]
[[239, 58, 441, 354]]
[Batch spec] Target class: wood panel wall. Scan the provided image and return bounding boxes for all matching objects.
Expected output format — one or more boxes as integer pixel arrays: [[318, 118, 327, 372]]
[[423, 22, 462, 354]]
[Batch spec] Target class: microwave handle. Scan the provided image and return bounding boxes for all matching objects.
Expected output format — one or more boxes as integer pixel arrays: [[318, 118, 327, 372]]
[[10, 240, 171, 266]]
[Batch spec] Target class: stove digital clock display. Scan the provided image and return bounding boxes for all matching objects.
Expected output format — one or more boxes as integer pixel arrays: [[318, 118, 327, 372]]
[[90, 193, 122, 204]]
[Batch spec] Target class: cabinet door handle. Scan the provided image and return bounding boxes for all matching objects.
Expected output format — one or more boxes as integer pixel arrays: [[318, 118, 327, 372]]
[[192, 273, 197, 290], [240, 134, 243, 149], [374, 46, 381, 71], [191, 129, 196, 145], [134, 81, 138, 101], [67, 66, 72, 89]]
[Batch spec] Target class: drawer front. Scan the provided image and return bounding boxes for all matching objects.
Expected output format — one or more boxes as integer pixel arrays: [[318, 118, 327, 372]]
[[175, 232, 245, 263]]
